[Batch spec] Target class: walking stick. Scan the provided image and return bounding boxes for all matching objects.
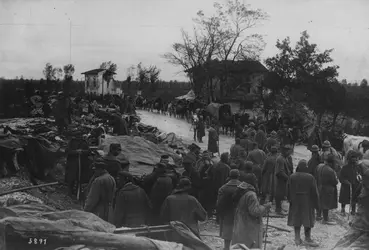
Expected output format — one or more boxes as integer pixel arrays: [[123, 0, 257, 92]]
[[348, 183, 352, 221], [264, 211, 270, 250], [76, 150, 82, 201]]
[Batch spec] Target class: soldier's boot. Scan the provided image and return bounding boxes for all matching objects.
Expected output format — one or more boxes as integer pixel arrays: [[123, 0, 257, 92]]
[[341, 204, 346, 215], [294, 227, 302, 245], [223, 239, 231, 250], [304, 227, 319, 247]]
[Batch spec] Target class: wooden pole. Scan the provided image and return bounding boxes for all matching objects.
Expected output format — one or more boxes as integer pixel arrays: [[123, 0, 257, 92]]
[[0, 182, 59, 197], [114, 225, 172, 235]]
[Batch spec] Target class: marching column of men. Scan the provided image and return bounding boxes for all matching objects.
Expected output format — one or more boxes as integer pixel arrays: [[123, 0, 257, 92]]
[[80, 122, 368, 250]]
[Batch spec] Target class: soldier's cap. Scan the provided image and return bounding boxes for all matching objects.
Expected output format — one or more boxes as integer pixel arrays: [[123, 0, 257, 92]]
[[296, 159, 308, 172], [202, 150, 211, 159], [271, 146, 278, 152], [174, 178, 192, 192], [270, 131, 277, 136], [310, 145, 319, 152], [282, 144, 292, 150], [156, 163, 167, 169], [346, 150, 358, 160], [161, 155, 170, 160], [362, 140, 369, 148], [322, 140, 331, 148], [92, 158, 106, 169], [230, 163, 238, 169], [245, 161, 254, 171], [249, 122, 255, 127], [229, 169, 240, 178], [109, 143, 121, 151]]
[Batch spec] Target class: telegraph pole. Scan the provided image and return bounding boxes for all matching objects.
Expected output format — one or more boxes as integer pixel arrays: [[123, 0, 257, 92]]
[[69, 20, 72, 64]]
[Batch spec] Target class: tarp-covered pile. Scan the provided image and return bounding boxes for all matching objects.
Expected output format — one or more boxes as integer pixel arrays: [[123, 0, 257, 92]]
[[175, 90, 196, 101], [0, 204, 211, 250], [101, 135, 182, 175]]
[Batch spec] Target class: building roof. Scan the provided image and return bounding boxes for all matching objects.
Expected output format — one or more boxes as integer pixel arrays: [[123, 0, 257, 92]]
[[185, 60, 268, 75], [81, 69, 116, 75]]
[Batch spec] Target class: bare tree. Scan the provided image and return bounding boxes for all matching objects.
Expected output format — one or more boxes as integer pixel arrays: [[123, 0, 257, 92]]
[[163, 0, 268, 98]]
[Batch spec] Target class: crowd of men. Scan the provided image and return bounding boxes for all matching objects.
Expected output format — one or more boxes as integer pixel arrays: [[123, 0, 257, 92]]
[[77, 117, 369, 249]]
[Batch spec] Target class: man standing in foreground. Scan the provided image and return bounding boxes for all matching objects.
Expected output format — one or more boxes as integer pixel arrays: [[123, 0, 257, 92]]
[[84, 159, 116, 222], [288, 160, 319, 246], [232, 182, 272, 249], [160, 178, 207, 237], [316, 154, 338, 224], [216, 169, 241, 250]]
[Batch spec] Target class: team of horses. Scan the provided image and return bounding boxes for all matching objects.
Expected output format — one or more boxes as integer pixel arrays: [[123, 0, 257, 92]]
[[134, 96, 292, 138]]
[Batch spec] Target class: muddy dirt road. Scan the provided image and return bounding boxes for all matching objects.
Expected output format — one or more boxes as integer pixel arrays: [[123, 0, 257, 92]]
[[138, 110, 349, 250]]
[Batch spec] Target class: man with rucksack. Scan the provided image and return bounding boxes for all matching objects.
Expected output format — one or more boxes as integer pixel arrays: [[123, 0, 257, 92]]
[[148, 163, 173, 225]]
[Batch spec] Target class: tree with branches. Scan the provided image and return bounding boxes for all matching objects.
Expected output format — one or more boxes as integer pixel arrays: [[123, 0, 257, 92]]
[[136, 62, 149, 90], [43, 63, 63, 82], [163, 0, 268, 98], [265, 31, 340, 126], [63, 64, 75, 80], [100, 61, 117, 85]]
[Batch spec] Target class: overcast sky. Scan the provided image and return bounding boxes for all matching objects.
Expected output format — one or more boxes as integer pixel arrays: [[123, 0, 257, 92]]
[[1, 0, 368, 82]]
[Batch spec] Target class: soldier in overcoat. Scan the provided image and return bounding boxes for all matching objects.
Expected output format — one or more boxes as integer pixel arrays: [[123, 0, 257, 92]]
[[113, 171, 151, 227], [287, 160, 319, 246], [208, 125, 219, 156], [260, 146, 278, 204], [307, 145, 321, 177], [232, 182, 272, 249], [339, 150, 362, 215], [161, 178, 207, 237], [315, 154, 338, 224], [84, 159, 116, 222], [216, 169, 241, 250], [275, 145, 293, 214]]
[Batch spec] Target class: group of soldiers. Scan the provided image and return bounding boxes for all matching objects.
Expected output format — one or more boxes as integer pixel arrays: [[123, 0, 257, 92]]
[[74, 116, 369, 250]]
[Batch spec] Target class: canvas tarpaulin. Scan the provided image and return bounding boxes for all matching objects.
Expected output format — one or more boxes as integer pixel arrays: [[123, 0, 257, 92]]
[[101, 135, 182, 175], [175, 90, 196, 101], [0, 204, 184, 250], [0, 204, 211, 250]]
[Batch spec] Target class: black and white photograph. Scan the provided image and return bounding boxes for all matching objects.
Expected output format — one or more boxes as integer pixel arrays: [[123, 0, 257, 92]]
[[0, 0, 369, 249]]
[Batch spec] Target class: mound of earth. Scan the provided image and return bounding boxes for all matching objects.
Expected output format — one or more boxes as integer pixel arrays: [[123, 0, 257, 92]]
[[101, 135, 182, 175]]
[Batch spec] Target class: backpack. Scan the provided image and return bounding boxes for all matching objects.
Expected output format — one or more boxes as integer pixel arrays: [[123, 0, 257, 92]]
[[150, 175, 173, 207]]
